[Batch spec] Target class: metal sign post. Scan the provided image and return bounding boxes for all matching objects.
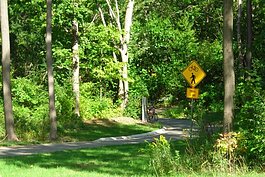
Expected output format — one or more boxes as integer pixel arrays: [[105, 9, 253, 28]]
[[190, 98, 194, 138], [182, 60, 206, 138]]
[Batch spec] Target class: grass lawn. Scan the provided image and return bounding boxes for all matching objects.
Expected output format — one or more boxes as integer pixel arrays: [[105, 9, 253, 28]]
[[0, 144, 151, 177], [0, 118, 161, 146], [0, 142, 264, 177], [59, 119, 161, 142]]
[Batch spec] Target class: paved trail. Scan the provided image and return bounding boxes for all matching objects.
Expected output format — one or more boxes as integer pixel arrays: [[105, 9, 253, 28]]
[[0, 118, 192, 157]]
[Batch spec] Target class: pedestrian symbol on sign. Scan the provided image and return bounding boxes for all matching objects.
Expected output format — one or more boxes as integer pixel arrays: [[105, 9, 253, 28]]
[[190, 73, 196, 85]]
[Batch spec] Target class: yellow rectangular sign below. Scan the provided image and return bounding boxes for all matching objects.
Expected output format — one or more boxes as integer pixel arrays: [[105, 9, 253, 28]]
[[186, 88, 199, 99]]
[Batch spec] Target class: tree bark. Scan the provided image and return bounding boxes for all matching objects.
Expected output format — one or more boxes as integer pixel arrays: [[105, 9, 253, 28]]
[[237, 0, 244, 67], [0, 0, 18, 141], [46, 0, 57, 141], [119, 0, 134, 109], [246, 0, 253, 70], [72, 20, 80, 117], [105, 0, 134, 110], [223, 0, 235, 133]]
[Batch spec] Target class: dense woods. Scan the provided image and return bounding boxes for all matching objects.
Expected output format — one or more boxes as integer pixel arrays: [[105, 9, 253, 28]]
[[0, 0, 264, 172]]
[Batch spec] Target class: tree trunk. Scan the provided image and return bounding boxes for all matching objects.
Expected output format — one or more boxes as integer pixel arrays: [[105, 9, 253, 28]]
[[72, 20, 80, 117], [0, 0, 18, 141], [237, 0, 244, 67], [119, 0, 134, 110], [105, 0, 134, 110], [223, 0, 235, 133], [46, 0, 57, 141], [246, 0, 253, 70]]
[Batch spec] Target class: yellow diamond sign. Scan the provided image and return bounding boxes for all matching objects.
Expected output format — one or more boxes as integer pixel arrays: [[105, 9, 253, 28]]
[[182, 60, 206, 87]]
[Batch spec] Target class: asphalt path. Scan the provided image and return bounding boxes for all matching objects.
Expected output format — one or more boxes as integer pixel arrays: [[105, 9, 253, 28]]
[[0, 118, 192, 157]]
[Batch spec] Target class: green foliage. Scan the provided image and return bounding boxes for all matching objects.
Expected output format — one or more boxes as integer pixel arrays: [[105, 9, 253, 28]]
[[124, 75, 149, 118], [182, 137, 215, 172], [213, 132, 247, 173], [80, 82, 121, 119], [80, 97, 120, 119], [181, 134, 247, 175], [130, 11, 198, 100], [11, 78, 49, 140], [235, 72, 265, 167], [161, 106, 186, 118], [9, 0, 47, 77], [143, 135, 179, 176], [124, 95, 141, 119], [54, 82, 77, 129], [0, 101, 5, 138], [0, 1, 264, 175], [7, 78, 76, 141]]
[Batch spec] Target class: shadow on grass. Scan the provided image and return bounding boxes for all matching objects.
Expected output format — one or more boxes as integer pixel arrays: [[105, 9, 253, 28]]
[[2, 144, 152, 176], [59, 119, 159, 142], [0, 119, 159, 147]]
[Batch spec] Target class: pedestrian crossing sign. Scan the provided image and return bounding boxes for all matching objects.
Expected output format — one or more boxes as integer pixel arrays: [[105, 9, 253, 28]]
[[182, 60, 206, 87]]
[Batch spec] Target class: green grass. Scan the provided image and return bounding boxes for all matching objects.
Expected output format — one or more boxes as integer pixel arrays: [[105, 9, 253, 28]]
[[0, 144, 151, 177], [59, 120, 160, 142], [0, 119, 161, 146], [0, 142, 264, 177]]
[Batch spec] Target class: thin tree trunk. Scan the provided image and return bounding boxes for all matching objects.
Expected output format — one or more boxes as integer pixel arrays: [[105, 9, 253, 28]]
[[237, 0, 244, 68], [72, 20, 80, 117], [105, 0, 134, 110], [246, 0, 253, 70], [0, 0, 18, 141], [223, 0, 235, 133], [119, 0, 134, 109], [46, 0, 57, 140]]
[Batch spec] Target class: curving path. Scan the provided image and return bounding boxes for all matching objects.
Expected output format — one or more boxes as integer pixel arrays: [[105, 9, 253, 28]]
[[0, 118, 192, 157]]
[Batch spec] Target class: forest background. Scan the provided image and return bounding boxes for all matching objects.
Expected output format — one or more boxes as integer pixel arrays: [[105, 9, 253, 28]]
[[0, 0, 264, 169]]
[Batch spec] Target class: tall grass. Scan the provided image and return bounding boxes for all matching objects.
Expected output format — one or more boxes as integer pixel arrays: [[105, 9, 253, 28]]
[[142, 135, 263, 177]]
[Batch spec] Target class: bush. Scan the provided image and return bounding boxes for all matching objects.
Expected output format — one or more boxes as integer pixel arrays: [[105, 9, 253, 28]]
[[80, 97, 121, 119], [55, 83, 78, 128], [11, 77, 49, 140], [80, 82, 121, 119], [183, 134, 247, 174], [161, 105, 186, 118], [236, 74, 265, 167], [143, 135, 179, 176], [124, 94, 141, 119], [212, 132, 247, 173], [124, 75, 149, 118]]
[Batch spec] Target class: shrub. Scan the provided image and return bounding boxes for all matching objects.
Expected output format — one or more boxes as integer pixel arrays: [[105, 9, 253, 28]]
[[143, 135, 179, 176], [212, 132, 247, 173], [124, 75, 149, 118], [80, 96, 121, 119], [80, 82, 121, 119], [124, 94, 141, 118], [161, 106, 186, 118], [236, 73, 265, 167], [183, 133, 247, 174], [11, 77, 49, 140], [55, 83, 78, 128]]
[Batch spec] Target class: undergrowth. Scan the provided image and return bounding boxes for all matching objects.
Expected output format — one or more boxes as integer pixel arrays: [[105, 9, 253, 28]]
[[142, 134, 258, 176]]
